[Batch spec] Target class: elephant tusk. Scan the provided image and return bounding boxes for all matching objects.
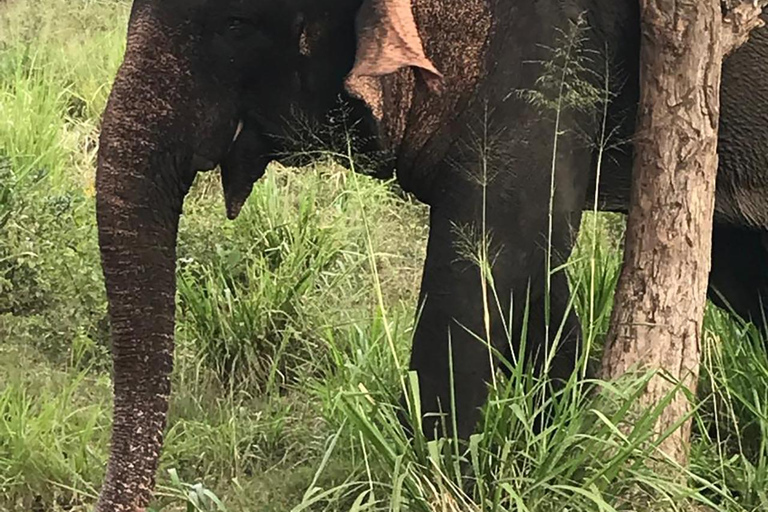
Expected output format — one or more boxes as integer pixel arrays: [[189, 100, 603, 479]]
[[233, 120, 244, 143]]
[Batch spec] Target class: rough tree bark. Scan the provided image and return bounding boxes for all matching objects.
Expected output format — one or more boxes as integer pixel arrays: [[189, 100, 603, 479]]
[[601, 0, 766, 467]]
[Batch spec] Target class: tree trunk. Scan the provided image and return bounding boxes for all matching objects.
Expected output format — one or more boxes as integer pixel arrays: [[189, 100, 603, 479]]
[[602, 0, 767, 468], [600, 0, 723, 466]]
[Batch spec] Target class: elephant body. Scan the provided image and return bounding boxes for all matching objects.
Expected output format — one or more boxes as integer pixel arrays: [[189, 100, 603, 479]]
[[94, 1, 768, 510]]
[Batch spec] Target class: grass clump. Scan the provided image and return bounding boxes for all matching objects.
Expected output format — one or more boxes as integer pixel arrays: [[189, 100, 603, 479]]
[[175, 162, 425, 394], [0, 346, 110, 510]]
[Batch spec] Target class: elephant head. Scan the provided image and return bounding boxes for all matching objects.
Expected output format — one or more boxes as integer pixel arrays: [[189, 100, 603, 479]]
[[95, 0, 439, 510]]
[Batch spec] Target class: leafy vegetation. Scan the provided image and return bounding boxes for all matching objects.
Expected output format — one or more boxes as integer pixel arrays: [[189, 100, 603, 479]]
[[0, 1, 766, 511]]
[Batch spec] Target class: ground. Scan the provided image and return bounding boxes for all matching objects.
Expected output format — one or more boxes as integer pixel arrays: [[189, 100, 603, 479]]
[[0, 1, 766, 511]]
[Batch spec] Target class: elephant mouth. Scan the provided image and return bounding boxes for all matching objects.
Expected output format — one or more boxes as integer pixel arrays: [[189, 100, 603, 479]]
[[191, 119, 273, 220]]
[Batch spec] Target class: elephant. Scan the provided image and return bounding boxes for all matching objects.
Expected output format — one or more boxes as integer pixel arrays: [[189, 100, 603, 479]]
[[94, 0, 768, 510]]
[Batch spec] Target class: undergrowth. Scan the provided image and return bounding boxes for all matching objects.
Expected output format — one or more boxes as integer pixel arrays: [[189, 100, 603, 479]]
[[0, 1, 766, 512]]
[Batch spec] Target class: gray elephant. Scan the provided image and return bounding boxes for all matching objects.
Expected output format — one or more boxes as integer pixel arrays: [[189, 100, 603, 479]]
[[94, 0, 768, 510]]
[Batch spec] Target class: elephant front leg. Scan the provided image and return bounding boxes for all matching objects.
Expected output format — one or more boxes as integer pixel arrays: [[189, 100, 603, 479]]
[[407, 175, 585, 440], [407, 204, 507, 439]]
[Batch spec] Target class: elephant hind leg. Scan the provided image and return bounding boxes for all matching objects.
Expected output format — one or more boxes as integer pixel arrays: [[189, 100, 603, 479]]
[[708, 223, 768, 332]]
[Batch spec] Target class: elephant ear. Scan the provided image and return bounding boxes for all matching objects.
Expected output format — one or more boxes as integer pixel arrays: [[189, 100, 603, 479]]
[[346, 0, 443, 117]]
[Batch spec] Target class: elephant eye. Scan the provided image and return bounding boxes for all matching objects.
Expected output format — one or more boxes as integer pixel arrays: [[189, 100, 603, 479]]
[[222, 16, 273, 48], [227, 17, 255, 32]]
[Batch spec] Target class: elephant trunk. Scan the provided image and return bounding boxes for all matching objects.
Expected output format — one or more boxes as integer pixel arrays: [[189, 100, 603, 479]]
[[95, 10, 198, 511]]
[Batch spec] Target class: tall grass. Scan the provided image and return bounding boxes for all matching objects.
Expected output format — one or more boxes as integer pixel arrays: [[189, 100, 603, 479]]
[[0, 1, 766, 512]]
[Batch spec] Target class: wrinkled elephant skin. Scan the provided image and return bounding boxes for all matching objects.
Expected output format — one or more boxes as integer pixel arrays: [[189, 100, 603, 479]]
[[95, 0, 768, 510]]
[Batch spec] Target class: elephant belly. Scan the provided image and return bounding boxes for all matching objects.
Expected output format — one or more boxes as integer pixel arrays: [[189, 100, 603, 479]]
[[716, 16, 768, 229], [590, 14, 768, 231]]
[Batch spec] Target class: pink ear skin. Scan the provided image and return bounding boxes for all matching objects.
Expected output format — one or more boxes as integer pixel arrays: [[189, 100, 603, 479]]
[[220, 127, 271, 220], [346, 0, 443, 93]]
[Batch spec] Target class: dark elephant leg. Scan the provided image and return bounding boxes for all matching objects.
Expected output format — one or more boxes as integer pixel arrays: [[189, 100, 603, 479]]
[[408, 204, 505, 439], [522, 270, 582, 385], [708, 223, 768, 331], [492, 269, 581, 433], [407, 165, 586, 439]]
